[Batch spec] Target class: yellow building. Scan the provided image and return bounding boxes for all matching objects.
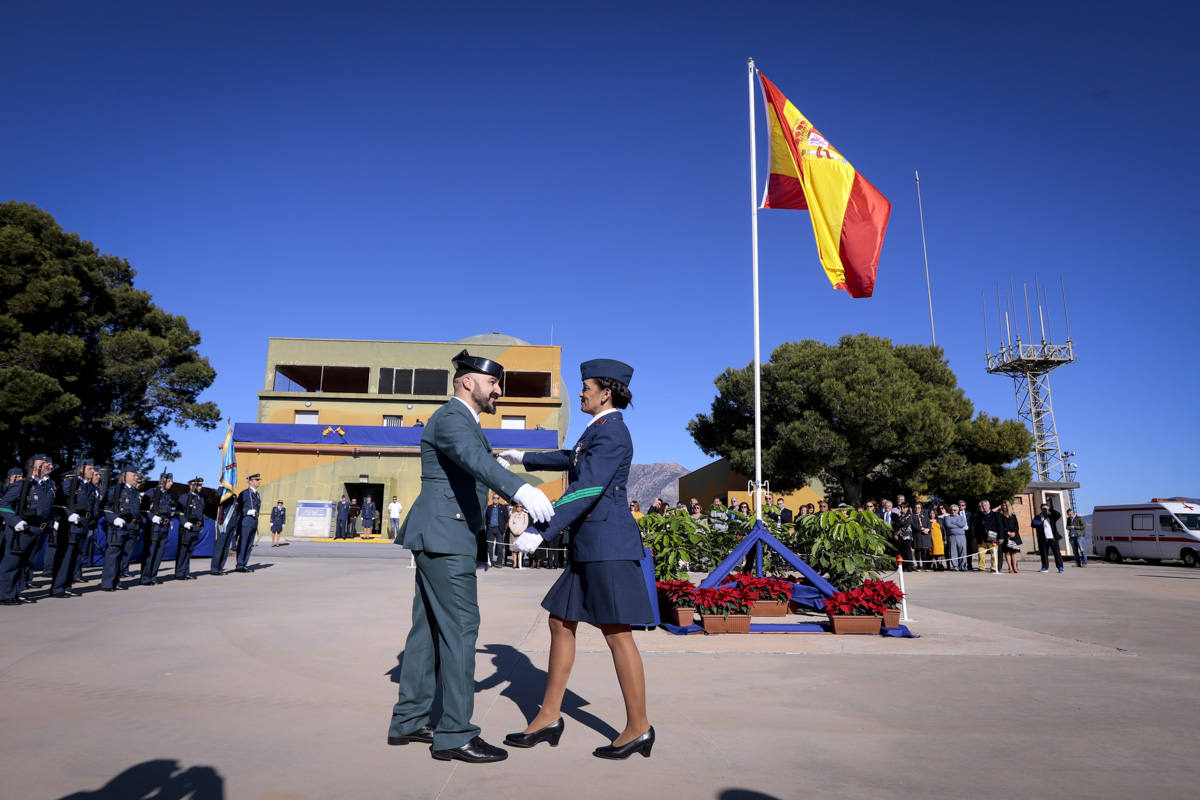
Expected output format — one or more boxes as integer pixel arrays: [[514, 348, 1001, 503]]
[[234, 333, 568, 537]]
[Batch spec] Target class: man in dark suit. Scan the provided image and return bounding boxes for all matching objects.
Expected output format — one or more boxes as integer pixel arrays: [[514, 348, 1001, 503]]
[[234, 474, 262, 572], [484, 494, 509, 566], [1033, 502, 1065, 572], [335, 495, 350, 539], [775, 497, 793, 524], [386, 349, 555, 764]]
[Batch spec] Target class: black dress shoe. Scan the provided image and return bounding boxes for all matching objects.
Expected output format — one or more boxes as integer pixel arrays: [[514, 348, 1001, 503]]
[[235, 566, 251, 573], [505, 718, 564, 748], [115, 584, 129, 590], [430, 736, 508, 763], [101, 588, 118, 592], [388, 724, 434, 745], [1, 598, 20, 606], [593, 727, 655, 760], [51, 591, 81, 598], [16, 595, 37, 604], [211, 570, 225, 576]]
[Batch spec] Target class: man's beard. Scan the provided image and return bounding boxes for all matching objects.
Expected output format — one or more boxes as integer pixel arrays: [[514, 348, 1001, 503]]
[[473, 386, 497, 415]]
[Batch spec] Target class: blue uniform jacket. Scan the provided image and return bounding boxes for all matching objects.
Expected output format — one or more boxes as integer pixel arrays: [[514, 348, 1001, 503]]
[[0, 479, 23, 529], [523, 411, 642, 562], [22, 477, 58, 526], [270, 506, 286, 529], [336, 501, 350, 522], [239, 488, 261, 530]]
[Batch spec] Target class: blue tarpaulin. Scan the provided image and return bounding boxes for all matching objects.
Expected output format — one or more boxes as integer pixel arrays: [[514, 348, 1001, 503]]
[[233, 422, 559, 449]]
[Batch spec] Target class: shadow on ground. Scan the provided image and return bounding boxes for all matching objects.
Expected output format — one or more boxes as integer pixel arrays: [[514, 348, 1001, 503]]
[[56, 759, 223, 799]]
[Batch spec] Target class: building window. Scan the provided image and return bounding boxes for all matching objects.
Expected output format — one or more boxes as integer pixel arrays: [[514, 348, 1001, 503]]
[[501, 415, 526, 430], [274, 365, 369, 393], [378, 367, 449, 396], [295, 410, 319, 425], [504, 371, 552, 398], [382, 415, 403, 427]]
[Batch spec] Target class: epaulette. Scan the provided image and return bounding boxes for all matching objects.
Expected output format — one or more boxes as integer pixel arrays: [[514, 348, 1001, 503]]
[[596, 417, 608, 425]]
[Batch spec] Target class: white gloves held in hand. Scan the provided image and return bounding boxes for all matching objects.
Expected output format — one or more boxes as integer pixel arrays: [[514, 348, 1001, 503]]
[[513, 483, 554, 524], [183, 522, 193, 530], [497, 449, 524, 466], [246, 508, 257, 517], [514, 531, 544, 554], [112, 517, 126, 528], [68, 513, 81, 524], [151, 515, 163, 525], [15, 520, 27, 531]]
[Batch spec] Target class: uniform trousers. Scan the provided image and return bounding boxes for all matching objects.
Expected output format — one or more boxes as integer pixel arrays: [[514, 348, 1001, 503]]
[[118, 531, 140, 576], [175, 530, 199, 577], [0, 526, 46, 599], [100, 531, 128, 588], [335, 519, 348, 539], [74, 531, 95, 581], [389, 551, 480, 751], [235, 519, 257, 569], [141, 522, 171, 583], [210, 524, 234, 572], [51, 526, 86, 592]]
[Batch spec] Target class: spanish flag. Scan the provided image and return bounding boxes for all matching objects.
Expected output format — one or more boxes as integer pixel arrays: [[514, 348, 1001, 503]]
[[759, 71, 890, 298]]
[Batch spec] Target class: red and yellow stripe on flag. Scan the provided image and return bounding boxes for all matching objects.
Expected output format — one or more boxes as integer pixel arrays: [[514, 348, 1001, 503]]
[[758, 71, 891, 298]]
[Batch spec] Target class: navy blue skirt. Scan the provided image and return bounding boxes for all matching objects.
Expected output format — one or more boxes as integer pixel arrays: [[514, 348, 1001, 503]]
[[541, 560, 652, 626]]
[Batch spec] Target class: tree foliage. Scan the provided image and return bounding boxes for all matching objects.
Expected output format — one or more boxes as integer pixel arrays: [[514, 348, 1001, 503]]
[[688, 334, 1032, 506], [0, 201, 220, 469]]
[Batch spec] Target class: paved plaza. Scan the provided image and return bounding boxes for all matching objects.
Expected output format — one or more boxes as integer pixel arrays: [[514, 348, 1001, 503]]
[[1, 544, 1196, 800]]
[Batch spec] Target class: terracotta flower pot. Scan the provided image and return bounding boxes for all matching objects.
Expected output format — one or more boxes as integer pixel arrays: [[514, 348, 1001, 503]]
[[726, 614, 751, 633], [883, 608, 901, 628], [671, 607, 696, 627], [700, 614, 729, 633], [828, 614, 883, 634], [750, 599, 789, 617]]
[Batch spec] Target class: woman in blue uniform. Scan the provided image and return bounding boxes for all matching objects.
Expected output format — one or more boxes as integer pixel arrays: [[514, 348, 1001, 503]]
[[497, 359, 654, 760]]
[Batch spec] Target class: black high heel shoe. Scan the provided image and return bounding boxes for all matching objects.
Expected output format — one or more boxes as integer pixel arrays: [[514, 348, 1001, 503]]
[[593, 726, 654, 760], [504, 718, 564, 748]]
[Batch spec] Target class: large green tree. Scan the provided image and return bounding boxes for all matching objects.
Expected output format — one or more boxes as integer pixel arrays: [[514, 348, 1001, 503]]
[[688, 334, 1032, 506], [0, 201, 220, 469]]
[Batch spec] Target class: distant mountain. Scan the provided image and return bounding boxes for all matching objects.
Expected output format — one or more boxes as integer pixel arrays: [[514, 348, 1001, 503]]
[[628, 462, 689, 507]]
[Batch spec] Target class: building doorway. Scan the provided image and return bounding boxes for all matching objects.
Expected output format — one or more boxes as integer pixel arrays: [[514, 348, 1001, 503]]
[[344, 482, 385, 537]]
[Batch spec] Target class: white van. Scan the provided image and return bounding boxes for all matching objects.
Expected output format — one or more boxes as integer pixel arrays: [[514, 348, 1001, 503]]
[[1091, 499, 1200, 567]]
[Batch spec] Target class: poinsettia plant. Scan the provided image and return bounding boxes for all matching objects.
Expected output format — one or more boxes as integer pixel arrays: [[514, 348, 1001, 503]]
[[693, 586, 754, 619], [859, 578, 904, 610], [656, 579, 697, 609], [719, 573, 795, 603], [823, 585, 886, 616]]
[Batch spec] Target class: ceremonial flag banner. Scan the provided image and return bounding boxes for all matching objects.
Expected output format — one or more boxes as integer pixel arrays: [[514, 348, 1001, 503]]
[[758, 71, 891, 298], [217, 422, 237, 535]]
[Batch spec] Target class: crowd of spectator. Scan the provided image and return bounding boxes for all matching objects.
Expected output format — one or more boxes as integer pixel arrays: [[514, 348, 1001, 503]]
[[633, 493, 1087, 574]]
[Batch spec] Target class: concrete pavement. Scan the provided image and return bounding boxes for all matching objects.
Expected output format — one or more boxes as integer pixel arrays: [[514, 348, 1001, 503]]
[[1, 547, 1196, 800]]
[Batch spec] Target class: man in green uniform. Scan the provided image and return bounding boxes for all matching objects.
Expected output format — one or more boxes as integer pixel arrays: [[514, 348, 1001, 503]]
[[386, 349, 555, 764]]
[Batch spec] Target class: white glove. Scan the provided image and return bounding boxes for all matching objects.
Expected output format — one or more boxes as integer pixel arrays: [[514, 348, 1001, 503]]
[[494, 455, 512, 469], [497, 449, 524, 466], [152, 515, 163, 525], [514, 531, 543, 554], [247, 508, 257, 517], [53, 521, 59, 531], [183, 522, 193, 530], [513, 484, 554, 524], [112, 517, 126, 528], [15, 520, 27, 531], [68, 513, 81, 524]]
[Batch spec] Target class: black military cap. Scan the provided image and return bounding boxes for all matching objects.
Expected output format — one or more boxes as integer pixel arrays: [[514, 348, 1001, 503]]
[[247, 473, 262, 481], [32, 453, 53, 463], [189, 476, 204, 485], [160, 472, 173, 481], [581, 358, 634, 387], [119, 465, 139, 475], [7, 467, 23, 477], [77, 457, 95, 467], [452, 349, 504, 380]]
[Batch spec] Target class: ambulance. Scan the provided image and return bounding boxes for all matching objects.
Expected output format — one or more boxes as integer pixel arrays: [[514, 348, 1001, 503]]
[[1091, 498, 1200, 567]]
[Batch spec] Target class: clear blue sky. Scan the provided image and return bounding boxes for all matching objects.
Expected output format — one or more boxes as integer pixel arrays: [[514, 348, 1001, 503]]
[[4, 1, 1197, 510]]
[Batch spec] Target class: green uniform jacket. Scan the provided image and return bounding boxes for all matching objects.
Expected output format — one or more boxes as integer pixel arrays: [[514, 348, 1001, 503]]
[[398, 397, 528, 556]]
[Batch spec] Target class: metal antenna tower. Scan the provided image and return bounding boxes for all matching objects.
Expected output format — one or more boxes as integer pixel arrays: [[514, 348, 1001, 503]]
[[984, 277, 1077, 490]]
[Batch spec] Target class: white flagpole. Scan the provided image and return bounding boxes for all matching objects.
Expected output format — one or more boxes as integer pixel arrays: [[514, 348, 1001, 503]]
[[748, 57, 763, 522], [915, 170, 936, 347]]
